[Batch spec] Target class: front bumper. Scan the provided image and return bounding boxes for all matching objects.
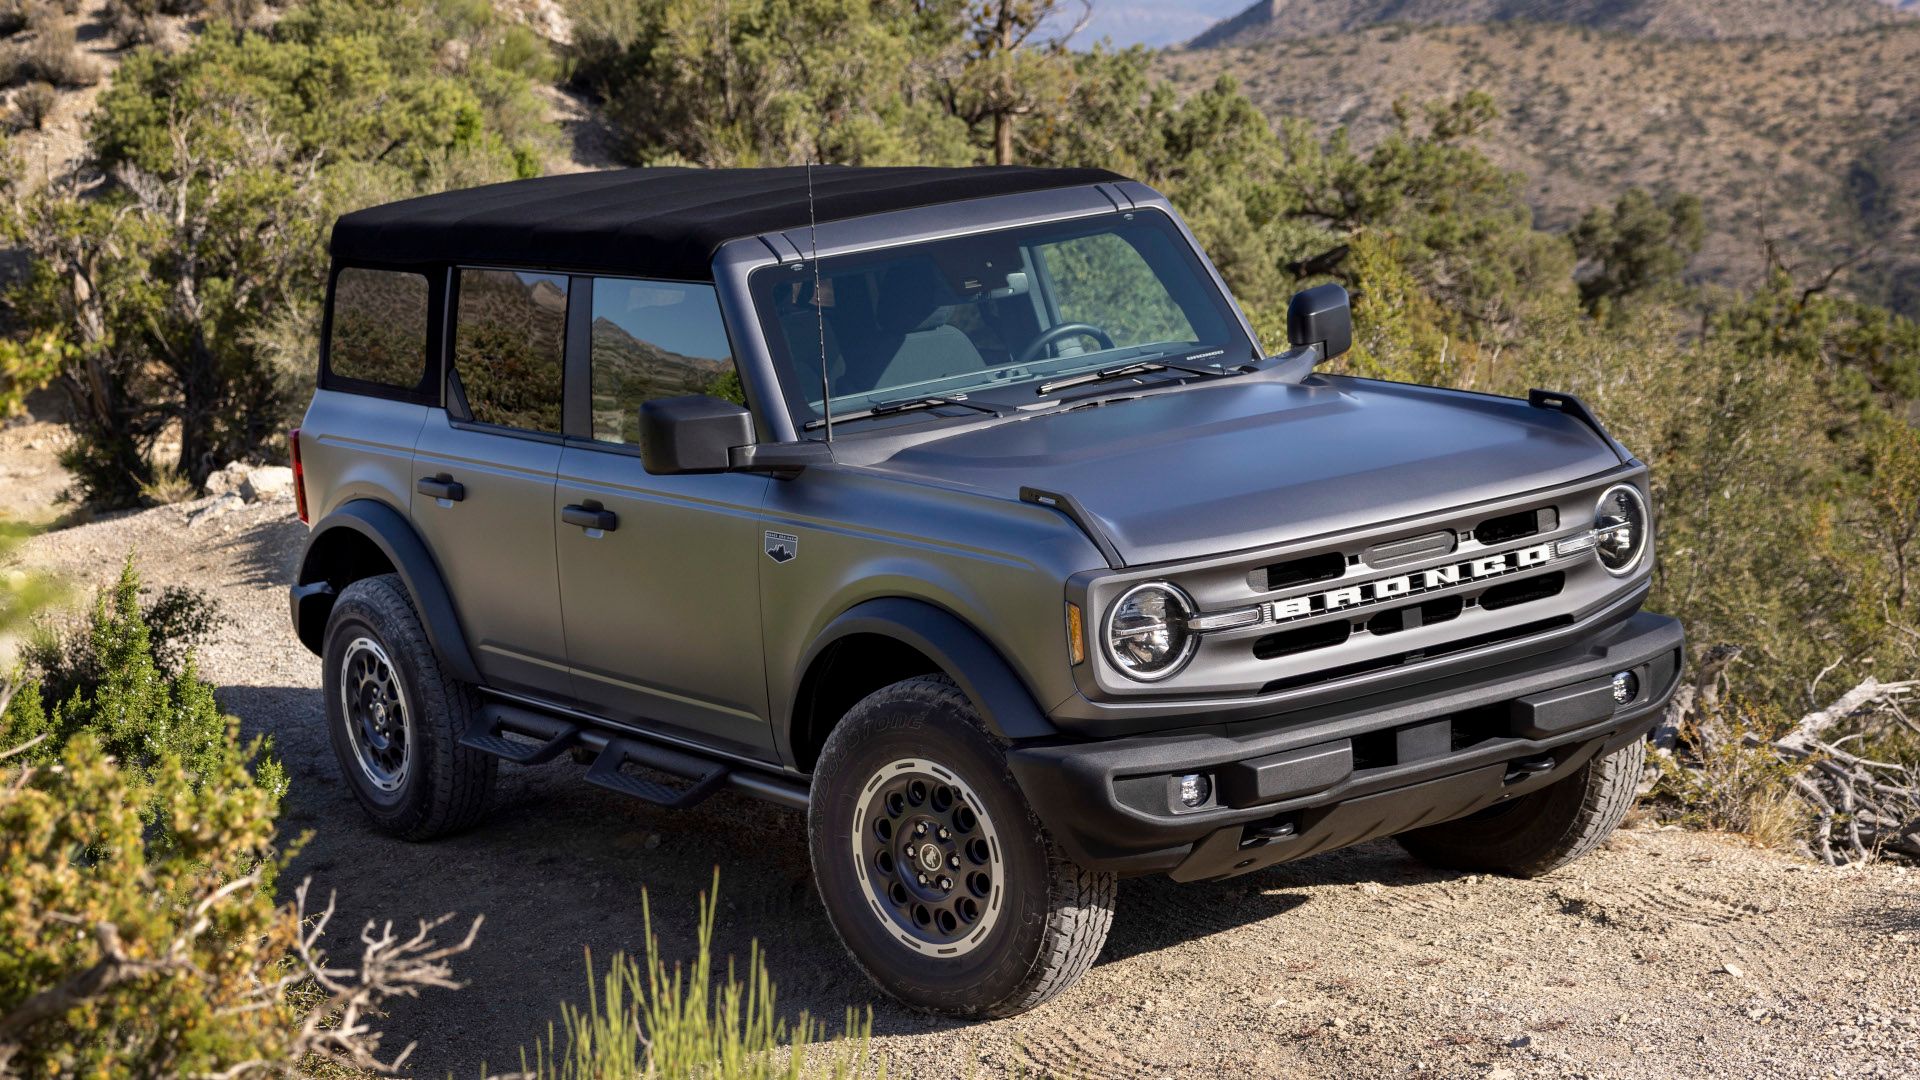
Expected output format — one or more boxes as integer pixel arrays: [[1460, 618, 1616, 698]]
[[1007, 609, 1683, 880]]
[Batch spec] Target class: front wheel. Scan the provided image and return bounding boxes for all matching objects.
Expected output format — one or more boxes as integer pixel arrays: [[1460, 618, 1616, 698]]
[[808, 675, 1115, 1018], [1396, 738, 1646, 877]]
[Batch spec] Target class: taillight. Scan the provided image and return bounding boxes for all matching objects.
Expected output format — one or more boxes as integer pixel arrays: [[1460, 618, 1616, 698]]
[[290, 428, 309, 524]]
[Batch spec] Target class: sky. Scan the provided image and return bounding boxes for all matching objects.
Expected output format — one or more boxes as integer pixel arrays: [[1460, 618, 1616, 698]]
[[1062, 0, 1250, 49]]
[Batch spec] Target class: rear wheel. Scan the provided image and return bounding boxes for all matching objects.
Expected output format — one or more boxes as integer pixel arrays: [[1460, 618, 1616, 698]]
[[1396, 739, 1646, 877], [808, 675, 1115, 1017], [322, 574, 495, 840]]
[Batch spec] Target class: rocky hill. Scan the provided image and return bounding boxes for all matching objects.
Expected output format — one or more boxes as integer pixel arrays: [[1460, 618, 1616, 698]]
[[1188, 0, 1913, 48], [1165, 17, 1920, 313]]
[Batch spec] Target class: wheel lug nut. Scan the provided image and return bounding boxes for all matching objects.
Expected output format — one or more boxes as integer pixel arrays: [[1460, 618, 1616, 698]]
[[937, 827, 950, 840], [918, 873, 929, 884], [949, 854, 960, 868], [915, 822, 927, 835], [938, 876, 952, 890]]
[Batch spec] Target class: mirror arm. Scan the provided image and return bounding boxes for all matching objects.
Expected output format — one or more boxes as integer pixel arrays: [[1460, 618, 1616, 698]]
[[730, 440, 834, 478]]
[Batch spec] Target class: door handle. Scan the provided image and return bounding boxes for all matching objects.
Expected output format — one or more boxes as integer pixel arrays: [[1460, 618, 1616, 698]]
[[417, 474, 465, 502], [562, 503, 618, 532]]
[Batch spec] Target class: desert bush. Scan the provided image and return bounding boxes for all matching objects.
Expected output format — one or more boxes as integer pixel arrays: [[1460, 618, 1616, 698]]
[[520, 880, 872, 1080], [15, 18, 96, 87], [9, 78, 53, 129], [102, 0, 164, 47]]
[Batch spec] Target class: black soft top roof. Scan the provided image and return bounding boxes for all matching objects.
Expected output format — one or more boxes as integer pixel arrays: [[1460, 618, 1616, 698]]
[[328, 165, 1128, 282]]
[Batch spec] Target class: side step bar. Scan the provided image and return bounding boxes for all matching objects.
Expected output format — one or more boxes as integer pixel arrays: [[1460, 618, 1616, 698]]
[[459, 704, 582, 764], [460, 697, 810, 811], [585, 738, 730, 810]]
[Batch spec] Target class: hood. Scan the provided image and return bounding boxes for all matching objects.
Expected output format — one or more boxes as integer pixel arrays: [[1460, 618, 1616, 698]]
[[860, 376, 1624, 567]]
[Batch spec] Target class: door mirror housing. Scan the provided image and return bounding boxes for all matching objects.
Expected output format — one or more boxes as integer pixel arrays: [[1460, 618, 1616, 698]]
[[638, 395, 755, 475], [1287, 283, 1352, 363]]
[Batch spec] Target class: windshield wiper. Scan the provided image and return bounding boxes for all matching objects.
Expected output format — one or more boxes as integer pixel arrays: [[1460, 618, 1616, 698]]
[[1035, 359, 1239, 396], [802, 395, 1002, 431]]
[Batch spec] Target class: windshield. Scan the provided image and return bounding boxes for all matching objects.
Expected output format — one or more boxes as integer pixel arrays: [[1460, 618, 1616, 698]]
[[750, 210, 1256, 429]]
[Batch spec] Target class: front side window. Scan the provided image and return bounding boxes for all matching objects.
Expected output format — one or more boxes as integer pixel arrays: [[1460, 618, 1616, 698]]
[[750, 210, 1252, 427], [327, 267, 429, 391], [453, 268, 567, 432], [589, 278, 740, 444]]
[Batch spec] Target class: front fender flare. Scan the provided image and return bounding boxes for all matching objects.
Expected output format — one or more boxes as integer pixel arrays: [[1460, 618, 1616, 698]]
[[292, 499, 481, 685], [793, 597, 1060, 745]]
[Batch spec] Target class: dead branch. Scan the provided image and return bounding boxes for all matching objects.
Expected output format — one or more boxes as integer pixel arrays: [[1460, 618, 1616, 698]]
[[1758, 676, 1920, 865]]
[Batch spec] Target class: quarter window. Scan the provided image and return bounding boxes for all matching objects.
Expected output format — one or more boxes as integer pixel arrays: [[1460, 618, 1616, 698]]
[[328, 268, 429, 391], [589, 278, 739, 445], [454, 268, 567, 433]]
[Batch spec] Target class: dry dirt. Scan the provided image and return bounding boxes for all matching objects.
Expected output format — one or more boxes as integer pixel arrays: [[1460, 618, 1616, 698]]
[[10, 497, 1920, 1079]]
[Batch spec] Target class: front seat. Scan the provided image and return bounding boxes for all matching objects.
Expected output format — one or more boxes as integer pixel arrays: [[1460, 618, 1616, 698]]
[[864, 263, 985, 392]]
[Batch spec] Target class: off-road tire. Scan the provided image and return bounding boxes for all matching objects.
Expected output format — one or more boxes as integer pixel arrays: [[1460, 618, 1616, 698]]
[[322, 574, 495, 840], [808, 675, 1116, 1018], [1396, 739, 1646, 877]]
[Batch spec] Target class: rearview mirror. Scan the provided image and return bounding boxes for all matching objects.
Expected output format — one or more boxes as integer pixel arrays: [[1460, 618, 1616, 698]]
[[639, 395, 754, 475], [1287, 283, 1352, 362]]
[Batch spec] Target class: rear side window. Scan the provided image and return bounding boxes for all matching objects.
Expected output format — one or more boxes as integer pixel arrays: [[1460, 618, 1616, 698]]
[[589, 278, 739, 444], [328, 268, 430, 391], [453, 268, 567, 433]]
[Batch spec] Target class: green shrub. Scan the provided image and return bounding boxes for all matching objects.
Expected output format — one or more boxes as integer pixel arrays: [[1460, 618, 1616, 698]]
[[520, 879, 873, 1080], [3, 559, 262, 818]]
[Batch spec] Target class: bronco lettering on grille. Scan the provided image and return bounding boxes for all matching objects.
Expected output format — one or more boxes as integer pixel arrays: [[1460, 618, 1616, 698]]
[[1269, 540, 1559, 623]]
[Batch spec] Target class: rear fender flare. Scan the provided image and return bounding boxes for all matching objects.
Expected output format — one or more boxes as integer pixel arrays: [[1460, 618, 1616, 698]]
[[293, 499, 480, 685]]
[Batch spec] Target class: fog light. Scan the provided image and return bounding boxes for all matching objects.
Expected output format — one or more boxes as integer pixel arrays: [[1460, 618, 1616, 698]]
[[1178, 773, 1212, 808], [1611, 671, 1639, 705]]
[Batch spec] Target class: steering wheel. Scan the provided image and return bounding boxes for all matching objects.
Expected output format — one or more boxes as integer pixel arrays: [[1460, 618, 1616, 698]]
[[1017, 322, 1116, 365]]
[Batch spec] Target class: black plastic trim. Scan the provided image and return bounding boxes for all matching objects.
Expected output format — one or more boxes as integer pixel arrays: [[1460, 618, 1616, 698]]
[[1020, 486, 1124, 569], [291, 499, 481, 684]]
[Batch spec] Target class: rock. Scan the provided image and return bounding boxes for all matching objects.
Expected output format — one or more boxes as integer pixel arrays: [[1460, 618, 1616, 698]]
[[1507, 1035, 1532, 1049], [241, 465, 294, 503], [205, 461, 250, 495], [1722, 962, 1745, 978]]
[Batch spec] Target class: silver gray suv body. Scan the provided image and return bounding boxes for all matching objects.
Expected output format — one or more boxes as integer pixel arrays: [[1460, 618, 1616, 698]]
[[289, 166, 1683, 1015]]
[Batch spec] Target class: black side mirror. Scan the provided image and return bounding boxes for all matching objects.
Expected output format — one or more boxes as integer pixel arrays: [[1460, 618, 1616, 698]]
[[639, 395, 754, 475], [1287, 283, 1352, 362]]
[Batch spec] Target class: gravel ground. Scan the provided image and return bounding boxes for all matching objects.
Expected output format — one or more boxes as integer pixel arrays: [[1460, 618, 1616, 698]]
[[14, 497, 1920, 1079]]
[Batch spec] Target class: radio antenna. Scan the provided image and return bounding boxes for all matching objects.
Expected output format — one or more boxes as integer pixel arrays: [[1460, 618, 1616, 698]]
[[806, 160, 832, 442]]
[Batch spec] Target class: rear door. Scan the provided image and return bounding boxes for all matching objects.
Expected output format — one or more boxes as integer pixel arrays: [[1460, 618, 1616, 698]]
[[411, 267, 572, 701], [554, 275, 775, 758]]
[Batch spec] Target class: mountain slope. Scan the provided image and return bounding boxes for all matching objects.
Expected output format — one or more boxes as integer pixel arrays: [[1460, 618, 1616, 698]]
[[1188, 0, 1913, 48], [1163, 21, 1920, 313]]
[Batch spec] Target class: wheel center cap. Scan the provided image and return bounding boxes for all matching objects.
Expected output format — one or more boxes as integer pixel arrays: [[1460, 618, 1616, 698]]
[[916, 843, 943, 873]]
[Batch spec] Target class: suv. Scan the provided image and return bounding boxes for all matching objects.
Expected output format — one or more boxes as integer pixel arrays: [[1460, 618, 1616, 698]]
[[290, 165, 1682, 1017]]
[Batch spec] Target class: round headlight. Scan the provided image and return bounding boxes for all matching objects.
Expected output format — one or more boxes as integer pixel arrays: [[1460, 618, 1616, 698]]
[[1103, 583, 1196, 681], [1594, 484, 1649, 575]]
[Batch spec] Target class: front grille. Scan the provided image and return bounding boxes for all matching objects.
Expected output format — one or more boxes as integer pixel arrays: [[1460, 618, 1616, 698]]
[[1257, 614, 1576, 694], [1088, 472, 1640, 700], [1250, 551, 1345, 592], [1479, 571, 1565, 611]]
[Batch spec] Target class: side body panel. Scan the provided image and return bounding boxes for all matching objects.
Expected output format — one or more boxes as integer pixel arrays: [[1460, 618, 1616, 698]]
[[554, 446, 777, 759], [410, 412, 570, 701], [297, 389, 429, 522], [756, 465, 1106, 767]]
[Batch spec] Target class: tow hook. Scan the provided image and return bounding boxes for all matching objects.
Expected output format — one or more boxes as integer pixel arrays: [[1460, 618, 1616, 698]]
[[1503, 754, 1556, 785]]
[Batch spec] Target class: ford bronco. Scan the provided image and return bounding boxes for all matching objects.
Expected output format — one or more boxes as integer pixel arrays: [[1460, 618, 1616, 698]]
[[289, 165, 1683, 1017]]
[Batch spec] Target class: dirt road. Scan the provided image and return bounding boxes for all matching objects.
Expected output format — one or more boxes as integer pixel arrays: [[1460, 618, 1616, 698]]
[[17, 498, 1920, 1079]]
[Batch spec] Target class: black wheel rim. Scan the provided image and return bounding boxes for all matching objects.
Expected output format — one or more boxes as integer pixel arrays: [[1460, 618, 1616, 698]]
[[851, 758, 1004, 957], [340, 636, 411, 793]]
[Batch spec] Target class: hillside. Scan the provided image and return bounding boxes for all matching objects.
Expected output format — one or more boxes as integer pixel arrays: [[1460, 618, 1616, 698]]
[[1188, 0, 1914, 48], [1163, 20, 1920, 313]]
